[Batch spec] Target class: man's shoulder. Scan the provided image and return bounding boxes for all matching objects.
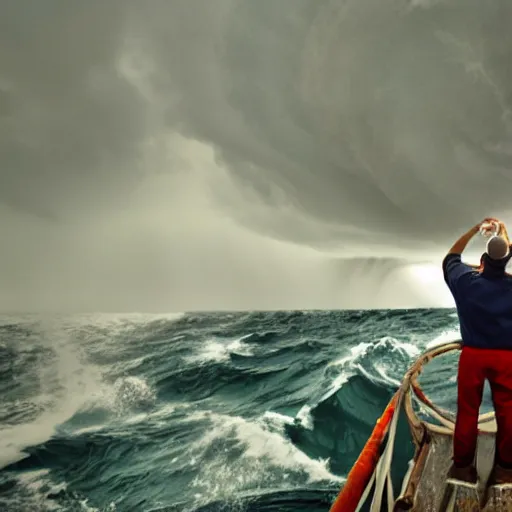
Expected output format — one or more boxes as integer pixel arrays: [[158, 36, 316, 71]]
[[442, 252, 460, 273], [442, 253, 474, 285], [442, 252, 461, 265], [442, 252, 468, 270]]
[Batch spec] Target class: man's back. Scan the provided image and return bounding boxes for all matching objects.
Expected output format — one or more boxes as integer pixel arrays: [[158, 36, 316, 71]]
[[443, 253, 512, 349], [443, 220, 512, 486]]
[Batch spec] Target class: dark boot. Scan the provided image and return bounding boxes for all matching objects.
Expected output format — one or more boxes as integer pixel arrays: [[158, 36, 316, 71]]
[[488, 464, 512, 487], [446, 463, 478, 487]]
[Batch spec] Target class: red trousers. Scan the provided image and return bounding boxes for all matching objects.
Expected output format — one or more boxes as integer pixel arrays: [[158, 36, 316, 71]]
[[454, 346, 512, 468]]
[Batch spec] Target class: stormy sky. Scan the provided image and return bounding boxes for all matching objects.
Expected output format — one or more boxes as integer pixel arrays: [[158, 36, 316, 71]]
[[2, 0, 512, 312]]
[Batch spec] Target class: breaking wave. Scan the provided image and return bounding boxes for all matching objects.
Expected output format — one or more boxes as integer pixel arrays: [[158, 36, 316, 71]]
[[0, 309, 462, 511]]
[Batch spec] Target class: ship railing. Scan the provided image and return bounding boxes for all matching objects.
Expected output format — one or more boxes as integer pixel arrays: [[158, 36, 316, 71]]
[[329, 340, 497, 512]]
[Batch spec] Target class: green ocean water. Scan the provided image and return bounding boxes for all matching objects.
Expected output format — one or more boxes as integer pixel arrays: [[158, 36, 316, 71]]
[[0, 309, 486, 511]]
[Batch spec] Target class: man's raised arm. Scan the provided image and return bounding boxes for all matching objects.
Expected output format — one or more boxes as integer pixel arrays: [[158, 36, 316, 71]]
[[447, 217, 500, 255]]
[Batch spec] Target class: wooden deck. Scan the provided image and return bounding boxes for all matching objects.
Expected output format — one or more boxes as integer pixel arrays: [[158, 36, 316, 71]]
[[408, 428, 512, 511]]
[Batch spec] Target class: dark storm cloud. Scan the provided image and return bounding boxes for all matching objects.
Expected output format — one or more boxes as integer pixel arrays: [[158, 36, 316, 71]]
[[132, 0, 512, 249], [0, 0, 147, 218], [1, 0, 511, 311]]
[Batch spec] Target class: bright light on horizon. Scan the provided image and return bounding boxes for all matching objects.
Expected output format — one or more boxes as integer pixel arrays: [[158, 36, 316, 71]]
[[407, 263, 454, 308]]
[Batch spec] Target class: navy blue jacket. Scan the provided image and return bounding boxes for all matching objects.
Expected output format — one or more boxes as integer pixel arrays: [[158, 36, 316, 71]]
[[443, 252, 512, 349]]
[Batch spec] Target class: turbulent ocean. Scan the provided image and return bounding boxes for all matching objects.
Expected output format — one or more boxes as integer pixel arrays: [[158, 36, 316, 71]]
[[1, 309, 485, 512]]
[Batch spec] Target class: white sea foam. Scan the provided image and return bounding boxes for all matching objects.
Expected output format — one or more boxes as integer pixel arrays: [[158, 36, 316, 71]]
[[227, 335, 254, 356], [261, 406, 315, 432], [72, 398, 191, 438], [81, 375, 156, 416], [186, 340, 230, 363], [374, 336, 420, 357], [426, 328, 460, 348], [260, 410, 295, 430], [0, 311, 187, 469], [320, 335, 418, 402], [296, 405, 314, 431], [187, 334, 254, 364], [185, 410, 342, 508], [373, 363, 402, 387], [1, 468, 116, 512], [0, 328, 104, 468], [2, 470, 62, 511]]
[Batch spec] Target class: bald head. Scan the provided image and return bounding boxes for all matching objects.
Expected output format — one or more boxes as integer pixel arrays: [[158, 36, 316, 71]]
[[486, 235, 510, 261]]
